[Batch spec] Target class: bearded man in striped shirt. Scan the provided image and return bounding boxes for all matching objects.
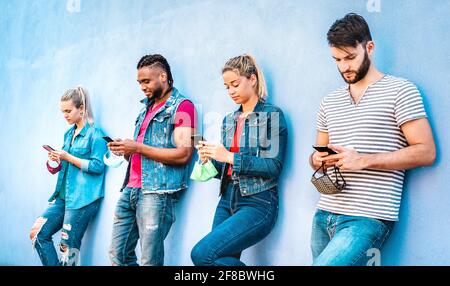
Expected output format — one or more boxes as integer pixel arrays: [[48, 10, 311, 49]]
[[309, 13, 436, 266]]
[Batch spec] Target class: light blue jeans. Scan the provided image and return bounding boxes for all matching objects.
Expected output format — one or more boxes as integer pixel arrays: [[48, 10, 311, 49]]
[[311, 209, 395, 266], [32, 197, 101, 266], [109, 187, 179, 266]]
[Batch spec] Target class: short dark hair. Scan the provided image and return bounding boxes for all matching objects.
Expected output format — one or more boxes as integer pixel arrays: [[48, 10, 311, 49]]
[[137, 54, 174, 87], [327, 13, 372, 47]]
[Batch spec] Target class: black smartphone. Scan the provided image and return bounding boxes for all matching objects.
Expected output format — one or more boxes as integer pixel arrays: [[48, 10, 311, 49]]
[[313, 145, 337, 155], [191, 134, 205, 147], [43, 145, 56, 152], [103, 136, 114, 143]]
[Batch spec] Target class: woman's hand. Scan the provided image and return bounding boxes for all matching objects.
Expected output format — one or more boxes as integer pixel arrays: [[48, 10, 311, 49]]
[[200, 141, 234, 164], [50, 150, 69, 162], [48, 152, 61, 164], [195, 143, 209, 163]]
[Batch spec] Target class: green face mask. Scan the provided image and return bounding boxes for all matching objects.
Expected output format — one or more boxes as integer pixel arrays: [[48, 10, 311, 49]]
[[190, 160, 219, 182]]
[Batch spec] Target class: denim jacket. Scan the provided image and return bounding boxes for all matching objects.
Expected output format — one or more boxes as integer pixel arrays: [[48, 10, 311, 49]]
[[49, 124, 107, 209], [212, 100, 288, 196], [121, 87, 191, 193]]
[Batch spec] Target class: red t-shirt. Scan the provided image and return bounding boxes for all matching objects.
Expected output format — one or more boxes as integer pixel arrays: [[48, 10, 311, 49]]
[[227, 115, 246, 176], [127, 100, 197, 188]]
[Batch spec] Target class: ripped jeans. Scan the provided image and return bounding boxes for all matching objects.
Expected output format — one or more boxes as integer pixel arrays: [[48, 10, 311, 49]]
[[31, 198, 101, 266], [109, 187, 179, 266]]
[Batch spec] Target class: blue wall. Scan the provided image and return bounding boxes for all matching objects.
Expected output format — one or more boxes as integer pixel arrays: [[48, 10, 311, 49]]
[[1, 0, 449, 265]]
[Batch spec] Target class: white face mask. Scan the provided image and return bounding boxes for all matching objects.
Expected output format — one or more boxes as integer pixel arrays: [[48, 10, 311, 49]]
[[103, 151, 125, 168]]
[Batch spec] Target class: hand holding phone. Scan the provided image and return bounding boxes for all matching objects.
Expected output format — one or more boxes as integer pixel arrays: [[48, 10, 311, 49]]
[[44, 145, 61, 164]]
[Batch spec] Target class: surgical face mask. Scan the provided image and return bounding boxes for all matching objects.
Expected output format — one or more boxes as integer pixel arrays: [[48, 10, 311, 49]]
[[103, 151, 125, 168], [311, 164, 346, 195], [47, 159, 62, 174], [190, 159, 218, 182]]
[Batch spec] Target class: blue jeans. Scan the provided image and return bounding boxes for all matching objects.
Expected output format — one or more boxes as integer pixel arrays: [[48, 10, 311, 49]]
[[31, 198, 101, 266], [109, 187, 179, 266], [191, 181, 278, 266], [311, 209, 395, 266]]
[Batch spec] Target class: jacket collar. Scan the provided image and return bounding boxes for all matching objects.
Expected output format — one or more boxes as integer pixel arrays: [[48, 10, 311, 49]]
[[71, 123, 90, 137], [232, 100, 266, 120]]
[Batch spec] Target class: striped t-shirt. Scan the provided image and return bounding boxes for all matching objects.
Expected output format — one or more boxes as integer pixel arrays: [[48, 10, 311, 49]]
[[316, 75, 427, 221]]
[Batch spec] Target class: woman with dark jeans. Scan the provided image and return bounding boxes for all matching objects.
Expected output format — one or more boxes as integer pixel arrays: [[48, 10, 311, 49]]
[[29, 86, 107, 266], [191, 54, 288, 266]]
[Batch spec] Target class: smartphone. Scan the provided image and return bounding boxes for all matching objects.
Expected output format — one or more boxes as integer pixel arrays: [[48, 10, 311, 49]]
[[191, 134, 205, 147], [313, 145, 337, 155], [43, 145, 55, 152], [103, 136, 114, 143]]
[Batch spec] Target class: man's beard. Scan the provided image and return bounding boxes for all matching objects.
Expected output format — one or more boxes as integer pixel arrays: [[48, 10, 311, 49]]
[[340, 50, 371, 84], [151, 85, 163, 100]]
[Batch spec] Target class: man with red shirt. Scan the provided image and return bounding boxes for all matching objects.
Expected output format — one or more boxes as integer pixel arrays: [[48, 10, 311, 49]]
[[108, 54, 197, 266]]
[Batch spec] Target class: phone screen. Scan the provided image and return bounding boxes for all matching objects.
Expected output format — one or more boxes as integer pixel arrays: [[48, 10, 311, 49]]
[[313, 145, 337, 155], [43, 145, 55, 152], [103, 136, 114, 143], [191, 134, 205, 147]]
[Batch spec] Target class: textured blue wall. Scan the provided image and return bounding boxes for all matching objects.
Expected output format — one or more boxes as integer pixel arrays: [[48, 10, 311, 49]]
[[0, 0, 449, 265]]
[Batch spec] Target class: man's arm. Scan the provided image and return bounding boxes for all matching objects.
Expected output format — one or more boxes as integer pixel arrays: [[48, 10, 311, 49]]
[[109, 126, 195, 165], [137, 126, 195, 165], [325, 118, 436, 171], [361, 118, 435, 170]]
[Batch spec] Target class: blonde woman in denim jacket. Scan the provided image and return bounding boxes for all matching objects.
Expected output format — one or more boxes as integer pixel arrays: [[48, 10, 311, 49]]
[[29, 87, 107, 266], [191, 54, 288, 266]]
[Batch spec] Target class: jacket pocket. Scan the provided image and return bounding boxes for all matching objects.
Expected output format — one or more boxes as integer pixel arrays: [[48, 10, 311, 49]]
[[72, 146, 89, 157], [248, 117, 268, 156]]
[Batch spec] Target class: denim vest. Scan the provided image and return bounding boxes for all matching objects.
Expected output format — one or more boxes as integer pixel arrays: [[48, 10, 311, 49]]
[[213, 100, 288, 196], [121, 87, 191, 193], [49, 124, 107, 209]]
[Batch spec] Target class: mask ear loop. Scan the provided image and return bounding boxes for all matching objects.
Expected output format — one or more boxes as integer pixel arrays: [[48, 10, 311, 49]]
[[333, 166, 347, 190], [312, 162, 326, 179]]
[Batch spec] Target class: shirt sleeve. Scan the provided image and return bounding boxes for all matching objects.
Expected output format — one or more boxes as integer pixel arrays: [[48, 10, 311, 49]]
[[80, 129, 107, 174], [174, 100, 197, 128], [394, 81, 427, 126], [316, 99, 328, 132]]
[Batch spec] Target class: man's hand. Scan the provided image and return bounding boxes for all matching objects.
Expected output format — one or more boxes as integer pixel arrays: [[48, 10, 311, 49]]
[[108, 139, 140, 157], [311, 150, 338, 169], [323, 144, 368, 171]]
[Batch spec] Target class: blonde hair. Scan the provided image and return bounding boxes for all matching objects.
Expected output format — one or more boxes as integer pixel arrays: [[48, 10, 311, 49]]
[[222, 54, 268, 101], [61, 86, 94, 125]]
